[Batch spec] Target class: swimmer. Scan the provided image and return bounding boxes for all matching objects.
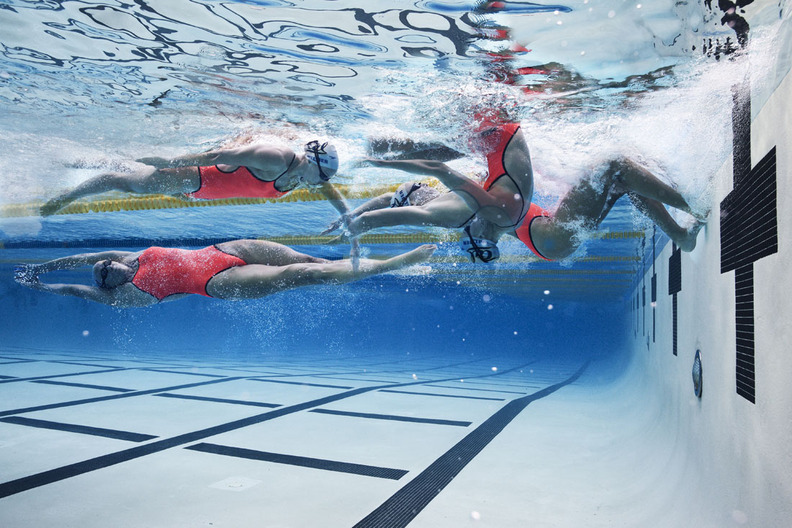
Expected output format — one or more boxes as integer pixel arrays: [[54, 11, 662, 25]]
[[14, 240, 435, 307], [41, 140, 348, 217], [327, 122, 705, 262]]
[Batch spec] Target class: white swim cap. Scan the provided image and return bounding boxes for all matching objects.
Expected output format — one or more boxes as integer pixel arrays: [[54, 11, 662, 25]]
[[305, 140, 339, 180]]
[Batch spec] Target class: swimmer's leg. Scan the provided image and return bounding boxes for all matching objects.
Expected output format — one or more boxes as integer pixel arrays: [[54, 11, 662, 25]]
[[218, 239, 329, 266], [609, 157, 701, 218], [208, 245, 437, 300], [363, 158, 510, 224], [529, 172, 624, 260], [628, 194, 705, 252], [346, 193, 471, 236], [41, 166, 199, 215]]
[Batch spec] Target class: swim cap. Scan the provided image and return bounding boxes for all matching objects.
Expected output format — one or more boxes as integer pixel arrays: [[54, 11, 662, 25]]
[[304, 140, 339, 181], [460, 226, 500, 263]]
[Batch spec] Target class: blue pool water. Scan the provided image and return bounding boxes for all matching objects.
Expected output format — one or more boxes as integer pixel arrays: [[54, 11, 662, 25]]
[[1, 2, 791, 526]]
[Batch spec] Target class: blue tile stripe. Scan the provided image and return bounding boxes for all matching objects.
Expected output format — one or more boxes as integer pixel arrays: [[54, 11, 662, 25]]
[[186, 443, 408, 480]]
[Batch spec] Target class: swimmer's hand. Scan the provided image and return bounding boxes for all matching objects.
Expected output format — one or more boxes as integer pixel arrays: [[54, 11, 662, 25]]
[[14, 264, 40, 286], [320, 213, 353, 236], [135, 156, 171, 168]]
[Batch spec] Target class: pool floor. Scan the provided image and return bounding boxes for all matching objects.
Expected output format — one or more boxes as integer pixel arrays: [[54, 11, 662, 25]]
[[0, 349, 717, 527]]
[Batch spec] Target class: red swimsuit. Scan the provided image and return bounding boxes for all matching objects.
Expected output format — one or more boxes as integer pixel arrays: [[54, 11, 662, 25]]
[[186, 161, 293, 200], [132, 246, 246, 300], [514, 203, 551, 260], [473, 121, 553, 260]]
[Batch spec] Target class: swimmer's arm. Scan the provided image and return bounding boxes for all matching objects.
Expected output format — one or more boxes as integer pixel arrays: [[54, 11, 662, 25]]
[[316, 182, 352, 218], [21, 281, 124, 306], [22, 251, 131, 274], [137, 144, 290, 169]]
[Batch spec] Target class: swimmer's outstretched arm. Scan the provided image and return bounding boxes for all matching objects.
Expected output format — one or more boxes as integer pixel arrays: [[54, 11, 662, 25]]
[[17, 280, 122, 306], [17, 251, 131, 276], [136, 144, 292, 170]]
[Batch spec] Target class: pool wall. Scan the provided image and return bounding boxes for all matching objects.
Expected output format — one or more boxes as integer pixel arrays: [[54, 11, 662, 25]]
[[626, 67, 791, 526]]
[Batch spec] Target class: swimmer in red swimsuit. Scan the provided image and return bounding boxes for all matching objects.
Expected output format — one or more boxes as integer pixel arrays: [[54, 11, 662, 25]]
[[14, 240, 436, 307], [41, 139, 350, 219], [328, 123, 705, 261]]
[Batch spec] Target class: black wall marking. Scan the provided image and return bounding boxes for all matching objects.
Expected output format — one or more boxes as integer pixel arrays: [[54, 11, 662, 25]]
[[353, 362, 588, 528], [668, 244, 682, 356], [651, 226, 657, 344], [309, 408, 472, 427], [0, 416, 157, 443], [186, 443, 408, 481], [720, 73, 778, 403]]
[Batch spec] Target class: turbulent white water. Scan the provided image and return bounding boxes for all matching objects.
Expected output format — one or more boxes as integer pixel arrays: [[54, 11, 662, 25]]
[[0, 0, 789, 230]]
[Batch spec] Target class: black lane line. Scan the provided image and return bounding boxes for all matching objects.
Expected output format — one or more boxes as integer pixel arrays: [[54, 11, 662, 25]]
[[186, 443, 408, 480], [353, 362, 589, 528], [309, 408, 471, 427], [0, 416, 157, 443], [0, 368, 127, 385], [249, 378, 354, 389], [48, 361, 126, 369], [0, 375, 18, 380], [31, 380, 135, 393], [423, 384, 528, 395], [138, 368, 229, 378], [153, 393, 281, 408], [0, 360, 37, 366], [0, 363, 536, 499], [0, 377, 245, 418], [378, 389, 505, 402]]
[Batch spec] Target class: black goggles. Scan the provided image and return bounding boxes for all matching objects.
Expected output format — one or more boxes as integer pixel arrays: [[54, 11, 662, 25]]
[[306, 140, 332, 182]]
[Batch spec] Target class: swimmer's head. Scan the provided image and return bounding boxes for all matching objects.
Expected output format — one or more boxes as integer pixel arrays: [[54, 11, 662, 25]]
[[459, 232, 500, 263], [93, 260, 126, 289], [304, 140, 339, 182]]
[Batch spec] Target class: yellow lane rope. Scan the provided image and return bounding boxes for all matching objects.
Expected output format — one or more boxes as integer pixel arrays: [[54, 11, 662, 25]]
[[2, 180, 452, 218]]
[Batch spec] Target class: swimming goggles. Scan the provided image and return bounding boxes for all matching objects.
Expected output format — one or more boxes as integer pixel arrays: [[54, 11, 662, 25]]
[[390, 182, 422, 208], [460, 225, 500, 263], [305, 140, 332, 182]]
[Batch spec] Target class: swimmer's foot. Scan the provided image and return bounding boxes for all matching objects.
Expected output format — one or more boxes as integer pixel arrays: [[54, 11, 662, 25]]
[[40, 197, 69, 216], [383, 244, 437, 271], [678, 220, 706, 252]]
